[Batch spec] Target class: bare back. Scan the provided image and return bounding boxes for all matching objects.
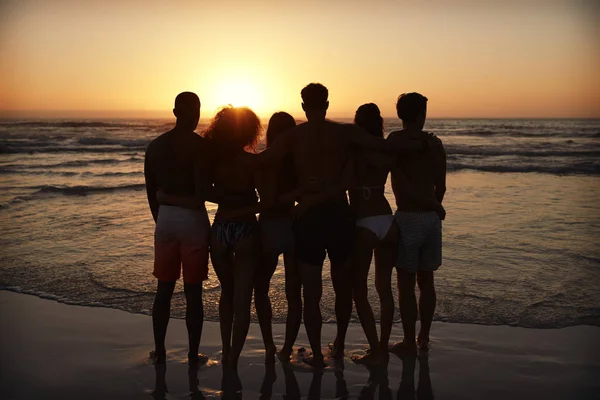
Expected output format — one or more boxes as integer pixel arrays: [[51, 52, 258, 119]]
[[289, 120, 353, 204], [388, 130, 446, 212], [213, 151, 258, 222], [144, 129, 208, 220]]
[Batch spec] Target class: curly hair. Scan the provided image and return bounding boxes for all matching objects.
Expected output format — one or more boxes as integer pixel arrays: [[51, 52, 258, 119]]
[[354, 103, 384, 138], [203, 106, 262, 154], [266, 112, 296, 147]]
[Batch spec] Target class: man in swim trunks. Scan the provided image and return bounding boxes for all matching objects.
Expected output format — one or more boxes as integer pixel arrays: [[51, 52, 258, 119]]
[[253, 84, 440, 367], [144, 92, 212, 366], [387, 93, 446, 355]]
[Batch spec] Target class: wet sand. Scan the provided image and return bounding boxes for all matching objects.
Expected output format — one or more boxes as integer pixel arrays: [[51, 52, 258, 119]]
[[0, 290, 598, 399]]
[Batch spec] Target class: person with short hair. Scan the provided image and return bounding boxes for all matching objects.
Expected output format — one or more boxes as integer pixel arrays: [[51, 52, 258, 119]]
[[388, 93, 446, 356], [144, 92, 212, 366]]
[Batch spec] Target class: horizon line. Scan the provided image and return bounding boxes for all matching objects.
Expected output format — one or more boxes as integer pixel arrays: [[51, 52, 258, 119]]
[[1, 111, 599, 120]]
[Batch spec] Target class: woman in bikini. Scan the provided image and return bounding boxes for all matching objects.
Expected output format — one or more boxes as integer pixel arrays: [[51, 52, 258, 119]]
[[204, 106, 265, 370], [348, 103, 398, 365]]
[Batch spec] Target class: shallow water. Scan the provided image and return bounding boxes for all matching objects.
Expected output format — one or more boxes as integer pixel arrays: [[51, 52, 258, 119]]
[[1, 118, 599, 328]]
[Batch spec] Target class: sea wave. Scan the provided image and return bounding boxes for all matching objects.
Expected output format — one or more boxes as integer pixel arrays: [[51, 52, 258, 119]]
[[34, 183, 145, 196], [0, 157, 142, 170], [436, 129, 600, 138], [0, 121, 152, 129], [77, 137, 150, 147], [448, 162, 600, 175]]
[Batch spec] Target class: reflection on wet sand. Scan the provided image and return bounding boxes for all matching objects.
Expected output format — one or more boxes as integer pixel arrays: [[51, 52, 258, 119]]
[[151, 356, 434, 399], [397, 356, 434, 400]]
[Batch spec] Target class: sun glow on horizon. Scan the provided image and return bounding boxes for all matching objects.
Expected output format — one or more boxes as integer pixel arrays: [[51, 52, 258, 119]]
[[210, 79, 264, 115]]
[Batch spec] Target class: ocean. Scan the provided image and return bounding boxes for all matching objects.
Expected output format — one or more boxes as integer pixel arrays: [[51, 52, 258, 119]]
[[1, 118, 599, 329]]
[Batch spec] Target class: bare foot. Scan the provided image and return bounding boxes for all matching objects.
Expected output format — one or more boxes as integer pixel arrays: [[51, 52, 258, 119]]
[[278, 347, 292, 363], [417, 338, 430, 354], [151, 350, 166, 365], [329, 341, 344, 360], [351, 350, 382, 366], [303, 353, 325, 369], [265, 345, 277, 365], [389, 341, 417, 358], [188, 352, 208, 367]]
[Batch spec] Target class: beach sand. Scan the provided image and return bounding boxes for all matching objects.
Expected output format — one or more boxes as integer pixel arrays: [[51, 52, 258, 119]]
[[0, 290, 598, 400]]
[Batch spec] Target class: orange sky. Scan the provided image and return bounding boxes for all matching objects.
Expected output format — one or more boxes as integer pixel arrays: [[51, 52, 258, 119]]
[[1, 0, 599, 119]]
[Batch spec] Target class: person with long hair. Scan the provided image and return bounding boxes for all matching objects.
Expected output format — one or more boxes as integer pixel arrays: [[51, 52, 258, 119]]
[[205, 106, 263, 370], [223, 112, 302, 363], [347, 103, 397, 365], [255, 112, 302, 364]]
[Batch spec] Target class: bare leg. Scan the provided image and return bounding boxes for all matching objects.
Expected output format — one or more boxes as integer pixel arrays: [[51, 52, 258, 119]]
[[330, 259, 353, 360], [391, 269, 417, 356], [255, 250, 278, 364], [280, 251, 302, 362], [374, 223, 397, 359], [228, 232, 259, 368], [308, 370, 324, 400], [210, 234, 234, 365], [350, 227, 381, 365], [184, 282, 204, 365], [298, 260, 324, 368], [416, 271, 436, 351], [152, 280, 176, 364]]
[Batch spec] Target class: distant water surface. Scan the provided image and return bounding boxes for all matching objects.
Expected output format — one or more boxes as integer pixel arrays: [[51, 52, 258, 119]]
[[0, 118, 599, 328]]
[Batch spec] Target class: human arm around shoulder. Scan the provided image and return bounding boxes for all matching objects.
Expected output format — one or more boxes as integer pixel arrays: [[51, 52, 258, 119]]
[[144, 146, 159, 223], [250, 129, 294, 167]]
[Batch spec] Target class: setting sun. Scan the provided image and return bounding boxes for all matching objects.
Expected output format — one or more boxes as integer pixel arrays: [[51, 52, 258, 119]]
[[210, 79, 264, 114]]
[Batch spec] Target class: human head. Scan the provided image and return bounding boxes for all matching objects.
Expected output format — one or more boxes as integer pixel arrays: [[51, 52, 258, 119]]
[[266, 112, 296, 147], [204, 106, 261, 154], [301, 83, 329, 121], [354, 103, 384, 138], [396, 92, 428, 129], [173, 92, 201, 131]]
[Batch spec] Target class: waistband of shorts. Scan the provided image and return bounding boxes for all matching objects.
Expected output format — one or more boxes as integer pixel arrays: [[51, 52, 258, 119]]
[[394, 210, 438, 218]]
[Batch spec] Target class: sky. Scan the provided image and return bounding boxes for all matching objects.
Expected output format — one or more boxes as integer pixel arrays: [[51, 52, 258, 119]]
[[0, 0, 599, 119]]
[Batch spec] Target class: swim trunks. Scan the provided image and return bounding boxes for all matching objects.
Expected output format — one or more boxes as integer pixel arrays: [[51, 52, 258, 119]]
[[394, 211, 442, 273], [293, 199, 354, 266], [153, 205, 210, 283]]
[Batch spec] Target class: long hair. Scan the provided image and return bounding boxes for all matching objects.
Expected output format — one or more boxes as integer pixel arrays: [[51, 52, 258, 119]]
[[354, 103, 384, 137], [204, 106, 262, 156], [266, 112, 296, 147]]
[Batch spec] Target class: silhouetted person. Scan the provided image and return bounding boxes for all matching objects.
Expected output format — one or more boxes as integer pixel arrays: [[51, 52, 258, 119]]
[[144, 92, 211, 366], [248, 112, 301, 364], [251, 83, 440, 368], [388, 93, 446, 356], [348, 104, 397, 365]]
